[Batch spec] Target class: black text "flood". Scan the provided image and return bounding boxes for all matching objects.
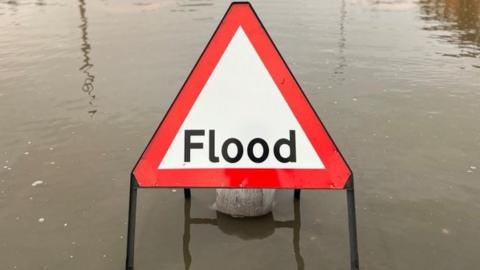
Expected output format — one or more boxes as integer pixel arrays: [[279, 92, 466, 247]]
[[184, 129, 297, 163]]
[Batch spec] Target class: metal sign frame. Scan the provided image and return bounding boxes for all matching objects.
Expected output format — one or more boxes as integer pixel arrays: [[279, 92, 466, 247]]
[[125, 177, 359, 270]]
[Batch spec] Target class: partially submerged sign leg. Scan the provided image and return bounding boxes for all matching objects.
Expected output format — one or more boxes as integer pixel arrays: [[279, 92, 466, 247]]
[[184, 188, 191, 199], [293, 199, 304, 270], [183, 199, 192, 270], [126, 175, 138, 270], [294, 189, 301, 200], [346, 178, 360, 270]]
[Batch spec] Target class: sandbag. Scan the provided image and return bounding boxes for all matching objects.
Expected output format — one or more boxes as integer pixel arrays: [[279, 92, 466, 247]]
[[212, 189, 275, 217]]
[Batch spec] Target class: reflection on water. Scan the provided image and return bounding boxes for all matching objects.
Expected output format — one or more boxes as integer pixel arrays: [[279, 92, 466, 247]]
[[4, 0, 18, 13], [418, 0, 480, 61], [171, 0, 213, 13], [333, 0, 347, 81], [352, 0, 480, 64], [183, 199, 304, 270], [78, 0, 96, 116]]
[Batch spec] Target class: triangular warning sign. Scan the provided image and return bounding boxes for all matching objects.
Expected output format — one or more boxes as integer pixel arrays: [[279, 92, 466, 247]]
[[133, 2, 351, 189]]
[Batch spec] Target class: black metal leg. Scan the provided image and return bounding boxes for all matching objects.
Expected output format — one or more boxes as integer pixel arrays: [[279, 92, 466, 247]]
[[293, 199, 304, 270], [126, 176, 138, 270], [294, 189, 301, 200], [183, 199, 192, 270], [346, 179, 360, 270], [184, 188, 191, 199]]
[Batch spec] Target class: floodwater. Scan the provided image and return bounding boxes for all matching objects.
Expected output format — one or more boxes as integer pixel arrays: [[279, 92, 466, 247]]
[[0, 0, 479, 269]]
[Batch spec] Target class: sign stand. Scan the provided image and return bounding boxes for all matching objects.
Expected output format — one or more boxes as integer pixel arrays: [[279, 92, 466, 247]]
[[125, 176, 359, 270], [125, 2, 360, 270]]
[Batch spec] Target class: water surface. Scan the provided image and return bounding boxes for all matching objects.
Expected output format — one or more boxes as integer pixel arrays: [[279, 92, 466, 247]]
[[0, 0, 479, 269]]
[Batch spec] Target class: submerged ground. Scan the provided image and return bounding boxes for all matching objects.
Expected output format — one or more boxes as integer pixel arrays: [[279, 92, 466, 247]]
[[0, 0, 479, 269]]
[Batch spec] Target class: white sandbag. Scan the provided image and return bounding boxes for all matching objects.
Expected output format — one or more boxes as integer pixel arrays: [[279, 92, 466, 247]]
[[212, 189, 275, 217]]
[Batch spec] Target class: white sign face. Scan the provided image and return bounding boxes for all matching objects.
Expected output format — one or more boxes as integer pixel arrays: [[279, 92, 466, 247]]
[[158, 27, 324, 169]]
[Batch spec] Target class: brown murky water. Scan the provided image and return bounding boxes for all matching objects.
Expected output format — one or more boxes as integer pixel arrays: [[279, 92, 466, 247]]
[[1, 0, 479, 269]]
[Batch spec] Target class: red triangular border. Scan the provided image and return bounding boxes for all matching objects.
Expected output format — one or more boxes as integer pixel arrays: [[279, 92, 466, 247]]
[[133, 2, 351, 189]]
